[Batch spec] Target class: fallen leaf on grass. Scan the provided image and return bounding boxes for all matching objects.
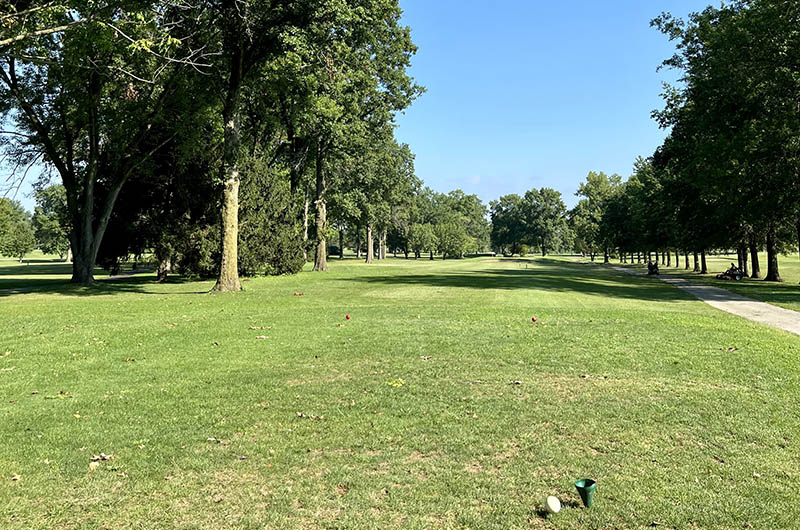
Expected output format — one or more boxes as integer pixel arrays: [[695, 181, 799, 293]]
[[31, 390, 39, 395], [91, 453, 114, 462], [211, 341, 219, 347], [293, 292, 304, 297], [256, 335, 269, 340], [249, 326, 272, 330], [123, 358, 135, 363], [11, 474, 20, 481], [420, 356, 431, 361], [510, 380, 523, 385]]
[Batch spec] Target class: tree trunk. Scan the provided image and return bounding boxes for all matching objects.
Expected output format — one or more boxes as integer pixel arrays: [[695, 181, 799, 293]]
[[675, 250, 679, 268], [365, 224, 374, 263], [741, 244, 749, 277], [302, 182, 310, 261], [356, 229, 361, 259], [737, 247, 744, 271], [684, 252, 689, 270], [312, 143, 327, 272], [65, 247, 72, 263], [339, 229, 344, 260], [213, 21, 244, 292], [693, 252, 700, 272], [637, 252, 641, 264], [157, 257, 171, 283], [796, 217, 800, 261], [764, 226, 782, 282], [380, 229, 387, 259], [603, 248, 609, 263], [700, 250, 708, 274], [666, 251, 671, 267], [749, 233, 761, 279], [429, 250, 433, 260]]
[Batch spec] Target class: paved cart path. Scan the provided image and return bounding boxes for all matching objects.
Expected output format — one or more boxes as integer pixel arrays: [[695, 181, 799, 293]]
[[611, 266, 800, 337]]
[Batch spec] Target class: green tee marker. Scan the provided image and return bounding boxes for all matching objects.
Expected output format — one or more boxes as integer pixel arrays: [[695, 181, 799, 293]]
[[574, 479, 596, 508]]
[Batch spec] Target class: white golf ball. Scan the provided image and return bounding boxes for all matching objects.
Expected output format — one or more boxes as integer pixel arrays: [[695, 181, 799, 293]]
[[546, 495, 561, 514]]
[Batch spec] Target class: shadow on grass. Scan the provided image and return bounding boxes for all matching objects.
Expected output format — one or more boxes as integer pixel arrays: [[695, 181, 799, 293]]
[[352, 259, 695, 302], [607, 261, 800, 307], [0, 264, 206, 297]]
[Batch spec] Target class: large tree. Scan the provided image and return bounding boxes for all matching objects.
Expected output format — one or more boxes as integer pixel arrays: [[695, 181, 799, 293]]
[[0, 1, 207, 283]]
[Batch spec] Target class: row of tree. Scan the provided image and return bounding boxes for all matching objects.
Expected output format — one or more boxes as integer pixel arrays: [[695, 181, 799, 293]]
[[573, 0, 798, 281], [1, 0, 426, 289]]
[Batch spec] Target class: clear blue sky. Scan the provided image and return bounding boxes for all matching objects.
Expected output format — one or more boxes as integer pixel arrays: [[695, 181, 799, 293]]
[[394, 0, 710, 208]]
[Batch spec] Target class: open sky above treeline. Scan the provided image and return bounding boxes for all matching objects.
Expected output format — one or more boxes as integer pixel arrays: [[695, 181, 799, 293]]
[[12, 0, 712, 212], [395, 0, 711, 208]]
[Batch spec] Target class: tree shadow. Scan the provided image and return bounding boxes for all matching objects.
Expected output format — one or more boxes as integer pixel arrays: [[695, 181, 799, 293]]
[[0, 264, 206, 297], [352, 259, 695, 302], [643, 262, 800, 308]]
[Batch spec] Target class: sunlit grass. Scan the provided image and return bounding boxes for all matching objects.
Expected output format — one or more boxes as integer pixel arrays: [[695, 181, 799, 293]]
[[1, 256, 798, 529]]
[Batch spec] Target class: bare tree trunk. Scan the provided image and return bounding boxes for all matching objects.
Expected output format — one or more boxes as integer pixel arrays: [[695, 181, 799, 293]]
[[380, 228, 387, 259], [693, 251, 700, 272], [737, 247, 744, 271], [749, 233, 761, 279], [339, 229, 344, 260], [675, 250, 679, 268], [365, 224, 374, 263], [213, 20, 244, 292], [765, 226, 782, 282], [302, 182, 309, 261], [700, 250, 708, 274], [637, 252, 641, 264], [429, 250, 433, 260], [740, 244, 749, 277], [312, 143, 327, 272], [603, 248, 609, 263], [796, 217, 800, 261], [355, 228, 361, 259], [666, 251, 671, 267], [684, 252, 689, 270]]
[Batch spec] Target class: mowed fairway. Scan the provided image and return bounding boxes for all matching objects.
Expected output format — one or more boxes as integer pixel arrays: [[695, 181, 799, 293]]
[[1, 258, 799, 529]]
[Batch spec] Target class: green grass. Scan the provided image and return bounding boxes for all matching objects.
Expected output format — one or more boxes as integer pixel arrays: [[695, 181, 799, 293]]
[[1, 257, 799, 529], [614, 252, 800, 312]]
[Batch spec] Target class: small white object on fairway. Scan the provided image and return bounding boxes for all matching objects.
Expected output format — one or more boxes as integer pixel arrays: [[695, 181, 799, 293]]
[[546, 495, 561, 514]]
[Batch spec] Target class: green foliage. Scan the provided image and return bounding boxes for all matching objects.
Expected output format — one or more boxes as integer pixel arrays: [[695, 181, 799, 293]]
[[32, 185, 71, 259], [238, 159, 306, 277], [408, 222, 437, 256], [0, 198, 35, 260], [435, 222, 472, 259], [177, 157, 305, 278]]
